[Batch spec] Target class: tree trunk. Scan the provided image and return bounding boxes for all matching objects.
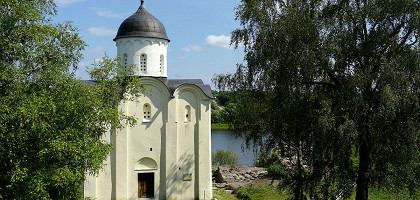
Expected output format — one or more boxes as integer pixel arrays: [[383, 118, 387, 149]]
[[356, 138, 370, 200], [294, 141, 305, 200]]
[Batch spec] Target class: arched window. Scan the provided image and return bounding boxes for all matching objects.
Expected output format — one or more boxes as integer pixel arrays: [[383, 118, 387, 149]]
[[185, 105, 191, 122], [140, 54, 147, 72], [160, 55, 164, 74], [143, 103, 151, 122], [123, 53, 128, 70]]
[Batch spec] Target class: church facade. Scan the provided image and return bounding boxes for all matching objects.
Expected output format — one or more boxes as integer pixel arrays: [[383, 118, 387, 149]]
[[83, 1, 213, 199]]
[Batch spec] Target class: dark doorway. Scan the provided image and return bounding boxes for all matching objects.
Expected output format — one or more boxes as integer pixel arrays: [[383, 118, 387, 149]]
[[138, 173, 154, 198]]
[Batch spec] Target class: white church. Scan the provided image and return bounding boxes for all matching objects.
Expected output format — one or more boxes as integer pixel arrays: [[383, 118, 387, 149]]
[[83, 1, 214, 199]]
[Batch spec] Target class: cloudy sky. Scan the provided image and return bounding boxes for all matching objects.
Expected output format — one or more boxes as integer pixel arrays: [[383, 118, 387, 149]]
[[53, 0, 245, 85]]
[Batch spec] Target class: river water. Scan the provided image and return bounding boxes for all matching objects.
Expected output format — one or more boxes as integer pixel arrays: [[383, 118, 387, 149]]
[[211, 130, 257, 166]]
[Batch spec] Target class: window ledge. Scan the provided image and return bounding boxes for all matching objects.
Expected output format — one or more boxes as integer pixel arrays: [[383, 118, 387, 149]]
[[143, 119, 152, 123]]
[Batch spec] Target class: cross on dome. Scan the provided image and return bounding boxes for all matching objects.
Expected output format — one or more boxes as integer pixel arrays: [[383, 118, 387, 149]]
[[141, 0, 144, 5]]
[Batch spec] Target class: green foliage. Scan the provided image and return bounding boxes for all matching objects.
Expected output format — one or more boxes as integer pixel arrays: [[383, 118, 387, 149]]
[[211, 91, 241, 125], [0, 0, 143, 199], [267, 164, 287, 180], [211, 105, 222, 124], [212, 103, 237, 125], [214, 0, 420, 199], [253, 147, 285, 168], [211, 100, 217, 110], [212, 91, 234, 107], [212, 149, 239, 167]]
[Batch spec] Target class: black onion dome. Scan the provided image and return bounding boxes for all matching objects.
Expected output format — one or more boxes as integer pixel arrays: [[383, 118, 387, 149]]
[[114, 1, 169, 41]]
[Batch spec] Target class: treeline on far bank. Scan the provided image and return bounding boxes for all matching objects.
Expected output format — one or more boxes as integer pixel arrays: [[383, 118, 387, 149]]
[[211, 90, 240, 129]]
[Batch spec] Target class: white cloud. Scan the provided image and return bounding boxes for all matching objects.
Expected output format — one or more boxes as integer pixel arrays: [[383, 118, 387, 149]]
[[56, 0, 86, 6], [205, 34, 232, 49], [93, 8, 123, 18], [78, 58, 104, 68], [181, 45, 203, 52], [88, 27, 116, 36], [78, 61, 91, 68], [89, 46, 106, 54], [94, 58, 104, 63]]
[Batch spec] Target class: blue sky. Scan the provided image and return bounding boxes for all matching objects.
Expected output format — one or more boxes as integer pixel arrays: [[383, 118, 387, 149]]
[[53, 0, 245, 86]]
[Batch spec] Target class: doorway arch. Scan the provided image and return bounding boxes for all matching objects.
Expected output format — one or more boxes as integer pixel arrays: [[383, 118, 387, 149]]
[[135, 157, 158, 171], [135, 157, 157, 198]]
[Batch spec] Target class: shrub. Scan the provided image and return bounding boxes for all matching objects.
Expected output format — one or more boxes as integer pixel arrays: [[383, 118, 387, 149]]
[[267, 164, 287, 180], [212, 149, 239, 167], [234, 186, 287, 200]]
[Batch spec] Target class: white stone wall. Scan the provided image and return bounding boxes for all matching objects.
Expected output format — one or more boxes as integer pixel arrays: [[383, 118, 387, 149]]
[[116, 38, 168, 77], [84, 78, 212, 200]]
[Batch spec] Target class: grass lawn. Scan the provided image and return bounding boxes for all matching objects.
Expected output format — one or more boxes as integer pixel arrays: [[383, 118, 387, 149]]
[[213, 188, 237, 200], [350, 188, 419, 200], [213, 186, 419, 200], [213, 186, 291, 200], [211, 123, 229, 130]]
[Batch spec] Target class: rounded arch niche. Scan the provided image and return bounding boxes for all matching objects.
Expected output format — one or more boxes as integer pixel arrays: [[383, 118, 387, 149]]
[[135, 157, 158, 171]]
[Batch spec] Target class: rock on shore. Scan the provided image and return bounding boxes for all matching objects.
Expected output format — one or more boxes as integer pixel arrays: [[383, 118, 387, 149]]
[[213, 166, 277, 189]]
